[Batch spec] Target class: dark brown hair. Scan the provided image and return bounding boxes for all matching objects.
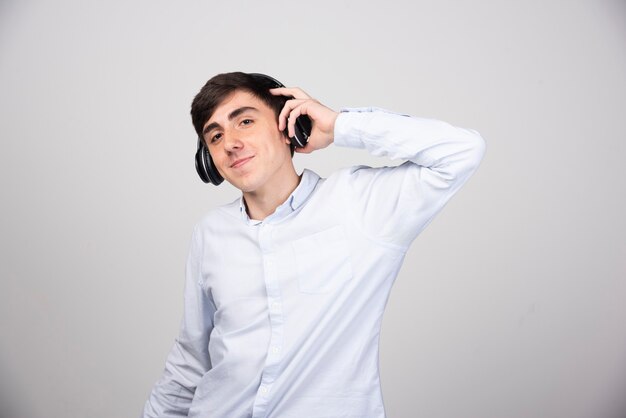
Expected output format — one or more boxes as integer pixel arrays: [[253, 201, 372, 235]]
[[191, 72, 289, 139]]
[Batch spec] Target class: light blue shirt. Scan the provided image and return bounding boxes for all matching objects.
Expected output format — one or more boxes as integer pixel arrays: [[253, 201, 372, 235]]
[[143, 107, 486, 418]]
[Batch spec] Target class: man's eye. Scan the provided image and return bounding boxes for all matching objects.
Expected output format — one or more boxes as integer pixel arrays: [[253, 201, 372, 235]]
[[210, 133, 222, 143], [241, 119, 253, 126]]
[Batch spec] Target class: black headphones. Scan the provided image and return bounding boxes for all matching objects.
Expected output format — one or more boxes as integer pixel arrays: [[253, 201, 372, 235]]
[[194, 73, 312, 185]]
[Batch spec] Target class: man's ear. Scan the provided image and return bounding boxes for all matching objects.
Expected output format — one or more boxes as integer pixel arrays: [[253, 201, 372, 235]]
[[279, 131, 295, 156]]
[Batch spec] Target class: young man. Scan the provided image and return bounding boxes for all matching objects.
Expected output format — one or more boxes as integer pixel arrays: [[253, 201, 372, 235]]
[[142, 72, 485, 418]]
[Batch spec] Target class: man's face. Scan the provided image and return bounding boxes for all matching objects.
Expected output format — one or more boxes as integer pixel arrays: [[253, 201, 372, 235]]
[[202, 90, 293, 193]]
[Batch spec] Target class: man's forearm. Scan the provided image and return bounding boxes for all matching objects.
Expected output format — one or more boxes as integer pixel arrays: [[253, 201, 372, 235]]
[[334, 107, 485, 184]]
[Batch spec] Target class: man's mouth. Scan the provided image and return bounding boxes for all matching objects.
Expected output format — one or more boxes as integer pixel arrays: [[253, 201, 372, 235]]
[[230, 156, 254, 169]]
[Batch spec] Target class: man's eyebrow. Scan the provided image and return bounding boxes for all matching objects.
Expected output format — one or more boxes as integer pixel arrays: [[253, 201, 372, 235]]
[[202, 106, 260, 136]]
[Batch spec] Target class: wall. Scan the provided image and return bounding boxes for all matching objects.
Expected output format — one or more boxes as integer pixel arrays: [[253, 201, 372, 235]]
[[1, 1, 625, 417]]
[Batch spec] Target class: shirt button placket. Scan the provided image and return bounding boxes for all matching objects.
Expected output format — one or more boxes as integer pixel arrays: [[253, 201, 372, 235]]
[[252, 223, 285, 418]]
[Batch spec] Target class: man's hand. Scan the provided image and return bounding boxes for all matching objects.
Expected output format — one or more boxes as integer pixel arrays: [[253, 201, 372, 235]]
[[270, 87, 339, 154]]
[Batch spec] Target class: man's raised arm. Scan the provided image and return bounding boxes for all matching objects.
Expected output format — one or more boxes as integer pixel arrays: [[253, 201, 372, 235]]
[[271, 85, 485, 248]]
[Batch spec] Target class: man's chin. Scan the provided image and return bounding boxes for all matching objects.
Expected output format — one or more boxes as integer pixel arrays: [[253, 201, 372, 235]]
[[224, 176, 260, 194]]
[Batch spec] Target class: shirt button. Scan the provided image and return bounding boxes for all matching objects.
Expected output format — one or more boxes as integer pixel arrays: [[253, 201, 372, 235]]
[[271, 302, 281, 311], [259, 386, 269, 394], [271, 346, 281, 354]]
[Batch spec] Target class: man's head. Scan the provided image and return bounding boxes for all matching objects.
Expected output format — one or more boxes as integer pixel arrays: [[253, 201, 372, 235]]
[[191, 72, 298, 193]]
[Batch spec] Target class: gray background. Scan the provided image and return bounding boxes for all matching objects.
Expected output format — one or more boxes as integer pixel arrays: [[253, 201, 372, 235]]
[[1, 1, 625, 417]]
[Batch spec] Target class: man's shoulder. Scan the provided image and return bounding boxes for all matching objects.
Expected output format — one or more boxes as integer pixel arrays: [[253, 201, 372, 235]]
[[194, 197, 241, 230]]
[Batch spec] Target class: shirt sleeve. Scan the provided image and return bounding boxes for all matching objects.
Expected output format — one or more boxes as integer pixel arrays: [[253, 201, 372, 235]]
[[142, 226, 215, 417], [333, 107, 486, 248]]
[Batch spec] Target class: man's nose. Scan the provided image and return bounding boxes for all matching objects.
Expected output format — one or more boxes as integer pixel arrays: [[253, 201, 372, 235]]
[[224, 131, 243, 152]]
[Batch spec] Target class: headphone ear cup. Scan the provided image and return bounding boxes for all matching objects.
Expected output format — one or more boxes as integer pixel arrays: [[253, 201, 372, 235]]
[[195, 138, 224, 185], [205, 148, 224, 185], [292, 115, 312, 148], [281, 116, 311, 149]]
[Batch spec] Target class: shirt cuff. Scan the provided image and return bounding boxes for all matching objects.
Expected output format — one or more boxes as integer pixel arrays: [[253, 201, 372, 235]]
[[334, 107, 372, 148]]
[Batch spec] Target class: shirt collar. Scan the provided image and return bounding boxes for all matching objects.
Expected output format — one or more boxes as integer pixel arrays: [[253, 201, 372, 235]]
[[239, 169, 321, 225]]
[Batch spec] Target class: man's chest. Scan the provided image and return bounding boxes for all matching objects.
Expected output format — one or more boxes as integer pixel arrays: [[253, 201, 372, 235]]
[[199, 219, 355, 312]]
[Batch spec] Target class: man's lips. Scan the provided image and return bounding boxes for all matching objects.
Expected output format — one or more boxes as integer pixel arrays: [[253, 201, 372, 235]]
[[230, 156, 254, 169]]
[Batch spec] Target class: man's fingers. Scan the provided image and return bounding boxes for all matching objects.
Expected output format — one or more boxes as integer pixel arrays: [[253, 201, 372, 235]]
[[285, 100, 322, 138], [270, 87, 311, 100], [278, 98, 307, 132], [272, 86, 316, 133], [285, 103, 306, 138], [272, 86, 338, 154]]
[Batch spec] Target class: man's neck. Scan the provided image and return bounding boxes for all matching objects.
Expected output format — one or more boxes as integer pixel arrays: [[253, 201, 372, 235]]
[[243, 169, 301, 221]]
